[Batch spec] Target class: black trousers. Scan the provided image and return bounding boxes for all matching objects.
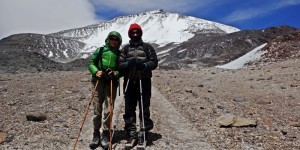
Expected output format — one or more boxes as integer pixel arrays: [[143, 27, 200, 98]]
[[123, 78, 153, 135]]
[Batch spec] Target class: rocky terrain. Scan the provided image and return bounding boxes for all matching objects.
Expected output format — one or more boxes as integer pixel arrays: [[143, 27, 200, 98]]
[[153, 59, 300, 149], [0, 57, 299, 149]]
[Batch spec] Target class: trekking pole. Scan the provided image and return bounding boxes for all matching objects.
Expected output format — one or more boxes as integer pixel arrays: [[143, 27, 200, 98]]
[[109, 79, 113, 150], [124, 78, 130, 93], [118, 80, 121, 96], [124, 69, 133, 94], [73, 80, 99, 150], [139, 79, 146, 145]]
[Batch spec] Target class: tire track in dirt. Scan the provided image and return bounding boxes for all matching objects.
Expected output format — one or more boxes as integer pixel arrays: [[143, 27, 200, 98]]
[[148, 87, 214, 150]]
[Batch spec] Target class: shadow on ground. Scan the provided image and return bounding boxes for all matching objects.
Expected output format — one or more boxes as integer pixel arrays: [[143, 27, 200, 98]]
[[112, 130, 162, 147]]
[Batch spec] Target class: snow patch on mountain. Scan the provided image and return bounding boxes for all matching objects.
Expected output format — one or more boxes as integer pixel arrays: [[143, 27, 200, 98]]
[[48, 51, 54, 57], [178, 49, 187, 53], [216, 43, 267, 69], [157, 48, 173, 55]]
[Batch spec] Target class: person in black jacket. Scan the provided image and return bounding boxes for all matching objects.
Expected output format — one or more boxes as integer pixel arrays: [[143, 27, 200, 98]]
[[118, 23, 158, 146]]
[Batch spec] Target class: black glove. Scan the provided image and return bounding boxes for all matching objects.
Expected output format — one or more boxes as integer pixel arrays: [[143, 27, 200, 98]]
[[108, 71, 116, 79], [103, 68, 114, 80], [136, 62, 146, 71], [127, 59, 137, 68]]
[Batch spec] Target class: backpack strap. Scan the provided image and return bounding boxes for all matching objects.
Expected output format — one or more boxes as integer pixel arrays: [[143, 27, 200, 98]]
[[142, 43, 150, 60], [95, 47, 104, 71]]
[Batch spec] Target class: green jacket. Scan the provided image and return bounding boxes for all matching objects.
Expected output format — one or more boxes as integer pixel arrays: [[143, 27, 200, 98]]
[[88, 31, 122, 81]]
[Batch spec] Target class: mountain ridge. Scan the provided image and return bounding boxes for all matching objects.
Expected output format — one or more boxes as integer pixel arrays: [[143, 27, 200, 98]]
[[0, 10, 299, 72]]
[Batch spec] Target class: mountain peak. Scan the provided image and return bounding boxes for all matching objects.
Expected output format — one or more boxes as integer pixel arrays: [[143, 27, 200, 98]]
[[48, 9, 240, 61], [146, 9, 166, 14], [125, 9, 169, 18]]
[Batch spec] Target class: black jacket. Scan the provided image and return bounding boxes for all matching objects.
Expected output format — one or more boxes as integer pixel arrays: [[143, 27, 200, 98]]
[[118, 40, 158, 79]]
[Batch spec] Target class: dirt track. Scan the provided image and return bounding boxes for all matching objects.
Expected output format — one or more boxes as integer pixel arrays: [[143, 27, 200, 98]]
[[0, 59, 300, 150]]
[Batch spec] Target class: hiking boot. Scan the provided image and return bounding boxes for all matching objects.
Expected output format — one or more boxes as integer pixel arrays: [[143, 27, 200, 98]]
[[125, 136, 137, 148], [89, 132, 100, 149], [100, 132, 109, 148], [138, 131, 147, 145], [124, 126, 138, 148]]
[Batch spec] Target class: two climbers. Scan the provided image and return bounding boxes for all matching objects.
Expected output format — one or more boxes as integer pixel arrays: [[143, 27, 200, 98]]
[[86, 23, 158, 149]]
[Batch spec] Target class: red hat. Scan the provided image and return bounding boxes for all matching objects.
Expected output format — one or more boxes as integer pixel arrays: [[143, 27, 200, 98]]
[[128, 23, 143, 37]]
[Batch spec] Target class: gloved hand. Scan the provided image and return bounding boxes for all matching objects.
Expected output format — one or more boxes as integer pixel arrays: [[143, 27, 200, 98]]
[[127, 59, 137, 68], [107, 70, 116, 79], [104, 68, 114, 80], [136, 61, 146, 71]]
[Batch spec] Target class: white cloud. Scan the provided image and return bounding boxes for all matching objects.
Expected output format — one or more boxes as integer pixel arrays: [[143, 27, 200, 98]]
[[223, 0, 300, 23], [223, 7, 267, 23], [0, 0, 98, 39], [91, 0, 219, 14]]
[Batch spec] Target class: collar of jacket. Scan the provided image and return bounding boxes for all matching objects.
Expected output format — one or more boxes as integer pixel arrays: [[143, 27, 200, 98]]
[[129, 39, 143, 47]]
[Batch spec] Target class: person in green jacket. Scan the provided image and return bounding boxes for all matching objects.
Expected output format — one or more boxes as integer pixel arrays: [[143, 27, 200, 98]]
[[88, 31, 122, 149]]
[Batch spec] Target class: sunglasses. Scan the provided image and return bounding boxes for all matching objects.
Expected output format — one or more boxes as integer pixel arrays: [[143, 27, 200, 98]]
[[109, 37, 120, 42]]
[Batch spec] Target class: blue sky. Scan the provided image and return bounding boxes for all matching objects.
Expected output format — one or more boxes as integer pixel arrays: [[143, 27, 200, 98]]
[[0, 0, 300, 39], [92, 0, 300, 30]]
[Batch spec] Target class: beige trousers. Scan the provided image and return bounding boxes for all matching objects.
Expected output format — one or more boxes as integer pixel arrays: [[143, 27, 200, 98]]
[[92, 80, 117, 131]]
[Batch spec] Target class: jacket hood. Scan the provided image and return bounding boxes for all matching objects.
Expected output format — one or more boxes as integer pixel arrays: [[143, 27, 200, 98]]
[[105, 31, 122, 49]]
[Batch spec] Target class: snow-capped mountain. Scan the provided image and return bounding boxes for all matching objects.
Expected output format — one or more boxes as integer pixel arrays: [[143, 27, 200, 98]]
[[51, 9, 240, 55], [0, 9, 240, 64]]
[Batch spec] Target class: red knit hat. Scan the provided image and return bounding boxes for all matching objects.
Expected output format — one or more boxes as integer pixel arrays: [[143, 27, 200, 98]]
[[128, 23, 143, 37]]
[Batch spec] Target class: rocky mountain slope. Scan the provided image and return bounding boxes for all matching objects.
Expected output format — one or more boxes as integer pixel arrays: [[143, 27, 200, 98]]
[[1, 25, 299, 73], [159, 26, 299, 69], [0, 33, 85, 62], [259, 29, 300, 63]]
